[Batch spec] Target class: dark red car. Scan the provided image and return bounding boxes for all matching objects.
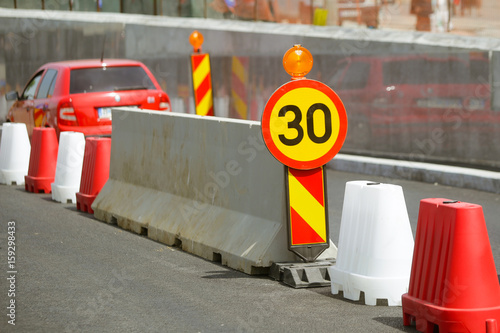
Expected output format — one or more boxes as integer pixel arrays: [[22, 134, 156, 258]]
[[328, 54, 490, 124], [327, 53, 492, 151], [6, 59, 171, 138]]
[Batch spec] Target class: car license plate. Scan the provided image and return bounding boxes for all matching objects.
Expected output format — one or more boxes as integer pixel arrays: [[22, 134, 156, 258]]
[[98, 107, 112, 120]]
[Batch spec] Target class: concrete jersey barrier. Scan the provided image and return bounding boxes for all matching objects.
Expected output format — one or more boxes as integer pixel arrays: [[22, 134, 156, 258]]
[[92, 108, 336, 274]]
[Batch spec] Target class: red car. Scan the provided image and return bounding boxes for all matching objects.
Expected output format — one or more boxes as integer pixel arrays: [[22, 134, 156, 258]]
[[328, 54, 490, 124], [6, 59, 171, 138], [327, 54, 492, 151]]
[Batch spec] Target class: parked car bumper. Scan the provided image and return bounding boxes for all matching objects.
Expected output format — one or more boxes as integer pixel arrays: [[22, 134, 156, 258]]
[[58, 124, 113, 137]]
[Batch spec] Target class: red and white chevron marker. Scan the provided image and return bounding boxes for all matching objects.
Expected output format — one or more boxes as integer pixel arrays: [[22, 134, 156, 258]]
[[189, 30, 214, 116], [261, 45, 348, 262]]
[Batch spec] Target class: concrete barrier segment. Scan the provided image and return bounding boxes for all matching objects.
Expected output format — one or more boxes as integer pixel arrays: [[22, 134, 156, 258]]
[[330, 181, 414, 306], [76, 137, 112, 214], [403, 199, 500, 331], [0, 123, 31, 185], [92, 108, 337, 274], [51, 132, 85, 204], [25, 127, 59, 194]]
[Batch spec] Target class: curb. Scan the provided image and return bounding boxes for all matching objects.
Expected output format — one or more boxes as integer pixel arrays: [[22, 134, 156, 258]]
[[328, 154, 500, 194]]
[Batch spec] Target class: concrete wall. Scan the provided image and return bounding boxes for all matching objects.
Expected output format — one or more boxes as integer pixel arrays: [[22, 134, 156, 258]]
[[1, 9, 500, 169]]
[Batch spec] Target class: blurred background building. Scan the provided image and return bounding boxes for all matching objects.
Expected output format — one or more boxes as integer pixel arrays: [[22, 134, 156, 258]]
[[0, 0, 495, 35]]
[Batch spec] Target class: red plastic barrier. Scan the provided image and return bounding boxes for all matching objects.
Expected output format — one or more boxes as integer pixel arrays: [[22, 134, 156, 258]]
[[76, 137, 111, 214], [24, 127, 58, 193], [402, 198, 500, 333]]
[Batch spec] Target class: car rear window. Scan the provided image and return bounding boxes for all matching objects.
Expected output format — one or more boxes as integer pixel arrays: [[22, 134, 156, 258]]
[[70, 66, 156, 94], [382, 59, 471, 85]]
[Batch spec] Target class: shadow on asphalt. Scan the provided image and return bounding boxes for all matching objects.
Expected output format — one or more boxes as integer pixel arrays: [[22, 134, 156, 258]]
[[372, 316, 418, 332], [201, 270, 264, 280], [307, 288, 419, 332]]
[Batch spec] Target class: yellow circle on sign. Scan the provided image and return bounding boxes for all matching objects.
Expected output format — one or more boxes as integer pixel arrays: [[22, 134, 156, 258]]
[[268, 87, 340, 163]]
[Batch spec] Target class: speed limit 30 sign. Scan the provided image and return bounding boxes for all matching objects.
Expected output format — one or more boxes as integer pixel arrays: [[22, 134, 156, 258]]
[[261, 78, 347, 170], [261, 44, 348, 262]]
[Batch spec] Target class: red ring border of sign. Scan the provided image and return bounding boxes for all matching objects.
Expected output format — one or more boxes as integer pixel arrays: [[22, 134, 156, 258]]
[[261, 79, 348, 170]]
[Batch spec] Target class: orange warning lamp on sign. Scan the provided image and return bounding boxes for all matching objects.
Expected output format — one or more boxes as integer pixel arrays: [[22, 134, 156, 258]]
[[261, 44, 348, 262], [262, 44, 347, 171], [189, 30, 204, 53], [282, 44, 313, 79]]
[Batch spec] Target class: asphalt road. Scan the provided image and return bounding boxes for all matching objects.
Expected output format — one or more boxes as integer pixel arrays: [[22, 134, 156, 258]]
[[1, 168, 500, 332]]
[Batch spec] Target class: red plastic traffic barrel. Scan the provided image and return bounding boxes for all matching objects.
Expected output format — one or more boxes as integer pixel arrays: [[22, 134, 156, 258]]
[[402, 198, 500, 333], [76, 137, 111, 214], [25, 127, 58, 193]]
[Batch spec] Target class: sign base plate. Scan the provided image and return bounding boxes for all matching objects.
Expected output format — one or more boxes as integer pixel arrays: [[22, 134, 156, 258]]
[[269, 259, 336, 288]]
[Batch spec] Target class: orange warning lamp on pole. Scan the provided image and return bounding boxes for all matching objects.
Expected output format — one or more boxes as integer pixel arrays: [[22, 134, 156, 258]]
[[189, 30, 204, 53], [189, 30, 214, 116], [261, 44, 348, 262], [282, 44, 313, 79]]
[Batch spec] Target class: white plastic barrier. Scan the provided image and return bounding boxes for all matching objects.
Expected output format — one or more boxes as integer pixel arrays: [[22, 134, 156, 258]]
[[329, 181, 414, 306], [0, 123, 31, 185], [51, 132, 85, 203], [92, 108, 336, 274]]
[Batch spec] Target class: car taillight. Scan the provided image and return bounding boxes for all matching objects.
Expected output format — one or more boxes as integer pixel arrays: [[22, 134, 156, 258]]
[[58, 100, 78, 125], [159, 95, 171, 111]]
